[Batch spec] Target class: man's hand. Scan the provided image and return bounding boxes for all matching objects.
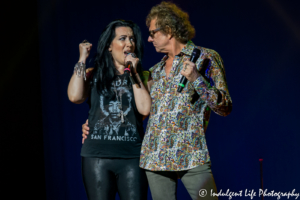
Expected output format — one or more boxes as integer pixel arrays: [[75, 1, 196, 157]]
[[180, 60, 200, 82], [82, 119, 89, 144]]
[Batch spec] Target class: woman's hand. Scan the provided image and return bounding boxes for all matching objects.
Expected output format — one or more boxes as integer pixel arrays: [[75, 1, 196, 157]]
[[79, 40, 92, 63], [124, 53, 139, 74]]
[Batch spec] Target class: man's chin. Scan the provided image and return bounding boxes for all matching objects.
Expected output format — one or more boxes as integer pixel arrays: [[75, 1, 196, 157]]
[[154, 47, 162, 53], [110, 114, 119, 119]]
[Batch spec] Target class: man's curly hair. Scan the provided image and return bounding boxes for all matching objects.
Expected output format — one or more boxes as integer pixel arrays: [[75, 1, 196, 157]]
[[146, 1, 195, 43]]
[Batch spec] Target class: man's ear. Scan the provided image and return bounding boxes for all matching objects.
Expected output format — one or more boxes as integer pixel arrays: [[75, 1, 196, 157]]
[[166, 26, 173, 40]]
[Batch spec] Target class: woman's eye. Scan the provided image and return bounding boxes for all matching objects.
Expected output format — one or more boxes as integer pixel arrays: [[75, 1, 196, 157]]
[[130, 38, 135, 42], [120, 37, 125, 41]]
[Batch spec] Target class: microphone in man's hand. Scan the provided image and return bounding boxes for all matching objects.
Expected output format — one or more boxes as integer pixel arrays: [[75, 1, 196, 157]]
[[177, 48, 201, 92]]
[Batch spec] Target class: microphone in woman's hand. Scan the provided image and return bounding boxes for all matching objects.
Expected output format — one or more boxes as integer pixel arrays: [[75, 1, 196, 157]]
[[124, 62, 132, 74]]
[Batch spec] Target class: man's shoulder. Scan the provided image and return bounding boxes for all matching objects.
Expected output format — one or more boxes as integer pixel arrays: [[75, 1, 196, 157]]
[[196, 46, 220, 57], [185, 41, 220, 57], [149, 60, 164, 73]]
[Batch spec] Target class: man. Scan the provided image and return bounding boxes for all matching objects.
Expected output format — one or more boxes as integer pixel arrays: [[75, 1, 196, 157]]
[[83, 2, 232, 200]]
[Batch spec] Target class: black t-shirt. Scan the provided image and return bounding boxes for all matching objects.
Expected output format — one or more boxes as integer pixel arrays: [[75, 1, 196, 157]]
[[81, 73, 144, 158]]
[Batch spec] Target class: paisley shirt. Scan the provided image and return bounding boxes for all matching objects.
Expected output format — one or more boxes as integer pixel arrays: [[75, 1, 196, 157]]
[[139, 41, 232, 171]]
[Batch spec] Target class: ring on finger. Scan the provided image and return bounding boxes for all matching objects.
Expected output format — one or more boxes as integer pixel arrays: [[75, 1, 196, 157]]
[[184, 64, 188, 71], [128, 53, 137, 58]]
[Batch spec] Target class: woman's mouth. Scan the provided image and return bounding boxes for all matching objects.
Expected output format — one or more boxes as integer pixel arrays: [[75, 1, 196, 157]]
[[124, 51, 132, 56]]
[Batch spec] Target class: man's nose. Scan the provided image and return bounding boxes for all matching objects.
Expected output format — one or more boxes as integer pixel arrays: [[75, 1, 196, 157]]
[[148, 36, 153, 42], [113, 104, 118, 110]]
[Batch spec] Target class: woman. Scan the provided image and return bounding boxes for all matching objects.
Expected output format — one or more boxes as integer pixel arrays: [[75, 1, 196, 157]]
[[67, 20, 151, 200]]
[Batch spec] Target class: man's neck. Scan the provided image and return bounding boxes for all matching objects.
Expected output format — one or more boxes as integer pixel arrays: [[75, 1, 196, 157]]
[[166, 39, 186, 60]]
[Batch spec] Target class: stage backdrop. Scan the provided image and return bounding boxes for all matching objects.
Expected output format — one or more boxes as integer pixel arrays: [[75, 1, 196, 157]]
[[38, 0, 300, 199]]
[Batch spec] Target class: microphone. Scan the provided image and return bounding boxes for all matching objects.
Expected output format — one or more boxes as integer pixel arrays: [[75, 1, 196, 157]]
[[124, 61, 132, 74], [124, 52, 137, 74], [177, 48, 201, 92]]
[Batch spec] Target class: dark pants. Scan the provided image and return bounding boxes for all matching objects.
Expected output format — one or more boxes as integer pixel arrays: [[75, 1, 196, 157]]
[[82, 157, 148, 200], [146, 162, 218, 200]]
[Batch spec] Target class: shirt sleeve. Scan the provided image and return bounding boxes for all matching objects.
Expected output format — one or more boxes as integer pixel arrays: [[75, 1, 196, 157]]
[[142, 71, 150, 88], [192, 49, 232, 116]]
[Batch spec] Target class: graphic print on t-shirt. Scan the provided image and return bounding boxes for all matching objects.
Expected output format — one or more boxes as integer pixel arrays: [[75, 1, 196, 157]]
[[91, 77, 137, 142]]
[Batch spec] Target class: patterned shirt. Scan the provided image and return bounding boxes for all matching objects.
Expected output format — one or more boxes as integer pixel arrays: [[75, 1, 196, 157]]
[[139, 41, 232, 171]]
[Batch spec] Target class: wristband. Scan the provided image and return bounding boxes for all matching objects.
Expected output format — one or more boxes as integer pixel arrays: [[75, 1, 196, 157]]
[[124, 68, 131, 73], [129, 76, 136, 85], [135, 73, 142, 83]]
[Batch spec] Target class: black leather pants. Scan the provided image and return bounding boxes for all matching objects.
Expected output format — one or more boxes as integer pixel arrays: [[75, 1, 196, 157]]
[[81, 157, 148, 200]]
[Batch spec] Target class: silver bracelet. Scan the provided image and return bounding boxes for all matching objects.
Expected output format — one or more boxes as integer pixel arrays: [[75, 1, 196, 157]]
[[74, 62, 86, 80]]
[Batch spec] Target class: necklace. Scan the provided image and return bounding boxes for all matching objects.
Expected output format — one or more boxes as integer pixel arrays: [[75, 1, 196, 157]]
[[113, 76, 127, 123]]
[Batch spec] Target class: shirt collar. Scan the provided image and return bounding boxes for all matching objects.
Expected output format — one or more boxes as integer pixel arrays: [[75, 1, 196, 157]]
[[181, 40, 195, 56], [150, 40, 196, 72], [160, 40, 195, 62]]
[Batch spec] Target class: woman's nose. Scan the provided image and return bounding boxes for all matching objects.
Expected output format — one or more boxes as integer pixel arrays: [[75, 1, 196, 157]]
[[126, 39, 133, 47]]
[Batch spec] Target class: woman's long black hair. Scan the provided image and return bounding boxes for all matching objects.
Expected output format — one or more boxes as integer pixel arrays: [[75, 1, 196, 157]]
[[92, 19, 144, 98]]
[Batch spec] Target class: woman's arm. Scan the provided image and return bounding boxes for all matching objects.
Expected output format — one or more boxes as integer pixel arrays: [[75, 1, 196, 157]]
[[124, 54, 152, 116], [131, 73, 152, 116], [67, 41, 93, 104], [68, 67, 93, 104]]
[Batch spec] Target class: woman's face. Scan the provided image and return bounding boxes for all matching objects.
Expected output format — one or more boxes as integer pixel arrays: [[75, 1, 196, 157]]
[[109, 26, 136, 67]]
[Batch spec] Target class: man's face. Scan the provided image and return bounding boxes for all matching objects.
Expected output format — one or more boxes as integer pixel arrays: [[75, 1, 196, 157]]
[[148, 19, 170, 53], [108, 101, 120, 119]]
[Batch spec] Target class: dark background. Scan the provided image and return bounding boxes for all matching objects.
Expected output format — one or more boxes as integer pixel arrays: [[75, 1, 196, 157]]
[[2, 0, 300, 199]]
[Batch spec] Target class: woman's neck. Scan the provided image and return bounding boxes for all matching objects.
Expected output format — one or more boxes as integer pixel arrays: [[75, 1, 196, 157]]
[[113, 61, 125, 75], [115, 66, 125, 75]]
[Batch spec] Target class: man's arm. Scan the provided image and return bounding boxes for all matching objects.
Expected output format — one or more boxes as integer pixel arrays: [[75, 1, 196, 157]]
[[181, 49, 232, 116], [192, 50, 232, 116]]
